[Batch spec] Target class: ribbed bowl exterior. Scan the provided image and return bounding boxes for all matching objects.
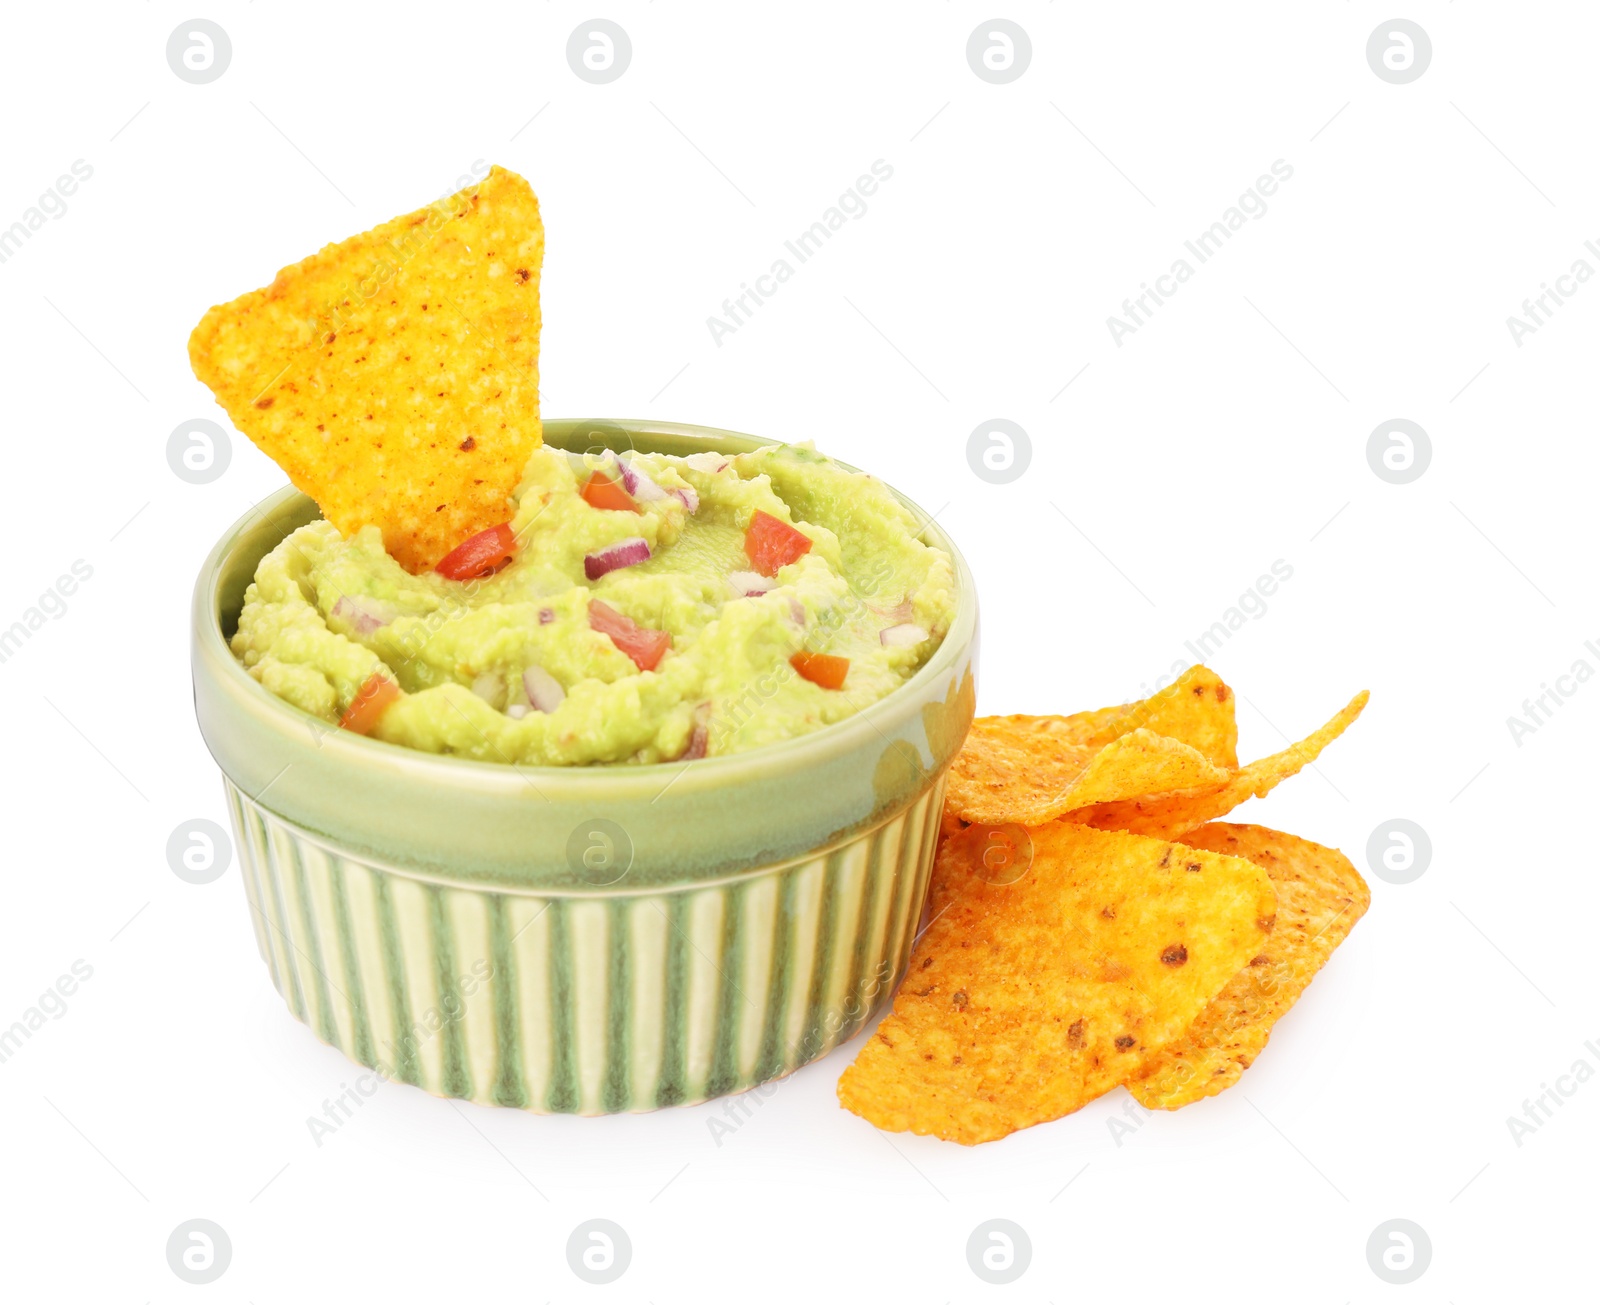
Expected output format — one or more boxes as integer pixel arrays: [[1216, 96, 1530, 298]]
[[197, 419, 977, 1114], [226, 775, 946, 1112]]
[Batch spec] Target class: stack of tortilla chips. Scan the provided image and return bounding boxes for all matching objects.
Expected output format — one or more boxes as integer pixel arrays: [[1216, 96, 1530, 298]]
[[838, 667, 1370, 1144]]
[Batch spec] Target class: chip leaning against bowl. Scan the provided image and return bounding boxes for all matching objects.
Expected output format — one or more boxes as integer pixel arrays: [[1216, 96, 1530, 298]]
[[232, 440, 957, 764]]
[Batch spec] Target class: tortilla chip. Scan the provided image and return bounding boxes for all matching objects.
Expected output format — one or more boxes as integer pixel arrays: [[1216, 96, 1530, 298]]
[[941, 821, 1033, 886], [945, 723, 1231, 826], [1070, 692, 1368, 840], [939, 805, 969, 840], [837, 823, 1277, 1145], [1129, 823, 1369, 1109], [986, 704, 1128, 747], [1100, 665, 1237, 768], [988, 666, 1238, 768], [1065, 728, 1232, 809], [189, 165, 544, 572]]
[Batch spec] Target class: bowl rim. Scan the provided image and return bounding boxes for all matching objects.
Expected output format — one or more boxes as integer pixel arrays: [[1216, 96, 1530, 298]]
[[194, 417, 977, 800]]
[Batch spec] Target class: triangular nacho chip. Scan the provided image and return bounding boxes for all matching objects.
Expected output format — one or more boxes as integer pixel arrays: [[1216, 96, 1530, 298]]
[[1069, 692, 1368, 840], [189, 165, 544, 572], [1098, 665, 1238, 768], [944, 721, 1230, 826], [837, 823, 1277, 1145], [989, 665, 1238, 768], [1128, 823, 1369, 1109]]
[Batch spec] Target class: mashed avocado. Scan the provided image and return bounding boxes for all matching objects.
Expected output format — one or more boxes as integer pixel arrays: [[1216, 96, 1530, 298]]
[[232, 443, 957, 764]]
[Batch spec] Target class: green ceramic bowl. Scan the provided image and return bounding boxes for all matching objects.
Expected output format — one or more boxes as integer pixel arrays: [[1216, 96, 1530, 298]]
[[191, 419, 977, 1112]]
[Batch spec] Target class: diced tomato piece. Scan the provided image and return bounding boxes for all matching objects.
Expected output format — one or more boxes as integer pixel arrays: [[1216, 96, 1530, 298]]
[[588, 600, 671, 671], [339, 672, 401, 734], [581, 471, 639, 513], [744, 510, 812, 576], [790, 650, 849, 690], [434, 522, 516, 580]]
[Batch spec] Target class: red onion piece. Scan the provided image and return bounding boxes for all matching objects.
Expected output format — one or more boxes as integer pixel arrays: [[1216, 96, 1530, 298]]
[[522, 665, 566, 713], [584, 538, 651, 581], [683, 452, 729, 473], [620, 459, 668, 503], [880, 622, 929, 648], [730, 570, 775, 597], [671, 485, 699, 514], [331, 595, 394, 635], [682, 707, 710, 760], [789, 598, 806, 626], [538, 607, 555, 625]]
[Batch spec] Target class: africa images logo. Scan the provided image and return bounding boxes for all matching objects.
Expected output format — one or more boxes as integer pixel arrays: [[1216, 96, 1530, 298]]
[[705, 161, 895, 346], [1106, 161, 1294, 345], [0, 161, 94, 267]]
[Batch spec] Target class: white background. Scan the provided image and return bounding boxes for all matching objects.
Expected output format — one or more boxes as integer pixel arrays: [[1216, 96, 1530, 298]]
[[1, 2, 1593, 1300]]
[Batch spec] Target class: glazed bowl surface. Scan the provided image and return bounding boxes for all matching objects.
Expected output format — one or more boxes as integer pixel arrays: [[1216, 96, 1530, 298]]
[[191, 418, 977, 1110]]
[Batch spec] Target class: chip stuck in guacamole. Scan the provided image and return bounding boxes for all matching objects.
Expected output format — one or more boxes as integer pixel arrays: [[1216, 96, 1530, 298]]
[[191, 165, 956, 763], [231, 441, 957, 763], [189, 165, 544, 574]]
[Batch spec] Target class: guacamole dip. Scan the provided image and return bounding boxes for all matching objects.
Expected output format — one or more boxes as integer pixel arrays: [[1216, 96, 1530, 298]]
[[232, 443, 957, 764]]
